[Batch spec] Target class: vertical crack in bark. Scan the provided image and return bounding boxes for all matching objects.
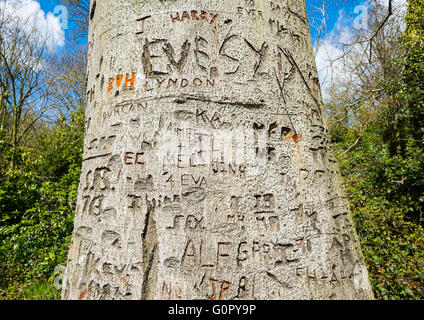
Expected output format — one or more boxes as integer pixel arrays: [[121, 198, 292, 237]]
[[141, 198, 159, 299], [274, 68, 298, 135]]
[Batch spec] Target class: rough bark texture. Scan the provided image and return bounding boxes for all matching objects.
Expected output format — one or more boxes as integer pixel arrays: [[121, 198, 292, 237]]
[[62, 0, 374, 300]]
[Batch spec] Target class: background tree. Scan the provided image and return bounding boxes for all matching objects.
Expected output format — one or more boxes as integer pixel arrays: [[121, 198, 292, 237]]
[[0, 2, 87, 298], [0, 7, 54, 162], [46, 44, 87, 119], [62, 0, 90, 40]]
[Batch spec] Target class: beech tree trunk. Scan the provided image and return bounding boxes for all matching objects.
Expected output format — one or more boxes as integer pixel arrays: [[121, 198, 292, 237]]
[[62, 0, 374, 300]]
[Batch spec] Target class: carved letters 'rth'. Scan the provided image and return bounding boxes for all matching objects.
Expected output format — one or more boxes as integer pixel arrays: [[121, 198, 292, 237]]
[[62, 0, 374, 300]]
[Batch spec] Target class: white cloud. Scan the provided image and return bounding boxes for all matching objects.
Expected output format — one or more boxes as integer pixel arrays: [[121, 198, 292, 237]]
[[315, 38, 345, 102], [0, 0, 65, 49]]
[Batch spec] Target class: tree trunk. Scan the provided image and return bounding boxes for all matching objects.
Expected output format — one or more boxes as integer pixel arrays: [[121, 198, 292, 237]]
[[62, 0, 374, 300]]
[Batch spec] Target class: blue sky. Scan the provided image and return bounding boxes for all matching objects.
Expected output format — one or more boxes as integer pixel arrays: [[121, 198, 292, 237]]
[[37, 0, 368, 46], [39, 0, 57, 13], [306, 0, 363, 39], [39, 0, 79, 43]]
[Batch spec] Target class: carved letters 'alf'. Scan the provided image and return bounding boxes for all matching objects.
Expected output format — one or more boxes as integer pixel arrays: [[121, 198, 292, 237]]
[[62, 0, 374, 300]]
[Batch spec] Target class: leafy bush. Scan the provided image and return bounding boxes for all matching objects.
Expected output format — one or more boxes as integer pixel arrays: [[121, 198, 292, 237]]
[[0, 108, 84, 299], [331, 97, 424, 300]]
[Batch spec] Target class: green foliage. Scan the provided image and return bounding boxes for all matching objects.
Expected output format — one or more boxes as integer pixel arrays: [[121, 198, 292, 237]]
[[355, 204, 424, 299], [0, 107, 84, 299], [378, 0, 424, 222], [1, 279, 61, 300], [332, 126, 424, 299], [327, 0, 424, 299]]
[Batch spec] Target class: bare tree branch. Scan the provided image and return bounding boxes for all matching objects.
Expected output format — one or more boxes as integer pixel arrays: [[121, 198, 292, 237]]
[[369, 0, 393, 62]]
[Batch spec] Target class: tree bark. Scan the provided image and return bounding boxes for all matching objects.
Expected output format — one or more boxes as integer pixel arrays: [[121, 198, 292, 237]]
[[62, 0, 374, 300]]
